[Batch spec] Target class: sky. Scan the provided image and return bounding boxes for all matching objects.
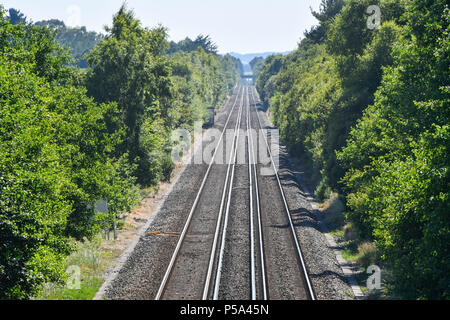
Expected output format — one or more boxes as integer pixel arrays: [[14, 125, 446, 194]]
[[1, 0, 322, 54]]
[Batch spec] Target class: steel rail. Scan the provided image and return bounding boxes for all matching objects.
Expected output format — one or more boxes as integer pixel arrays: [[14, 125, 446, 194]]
[[202, 87, 246, 300], [155, 87, 243, 300], [247, 87, 268, 300], [246, 87, 257, 300], [250, 86, 316, 300], [212, 86, 245, 300]]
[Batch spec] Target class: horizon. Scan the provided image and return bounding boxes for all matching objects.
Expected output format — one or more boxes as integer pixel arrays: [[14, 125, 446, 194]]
[[0, 0, 321, 54]]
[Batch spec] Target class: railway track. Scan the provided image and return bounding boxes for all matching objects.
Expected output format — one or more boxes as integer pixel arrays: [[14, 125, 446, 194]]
[[155, 85, 315, 300], [155, 86, 244, 300], [249, 86, 315, 300]]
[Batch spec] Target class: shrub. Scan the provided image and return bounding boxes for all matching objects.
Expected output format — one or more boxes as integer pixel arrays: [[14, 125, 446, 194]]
[[315, 178, 332, 200], [357, 242, 377, 268], [343, 223, 358, 242]]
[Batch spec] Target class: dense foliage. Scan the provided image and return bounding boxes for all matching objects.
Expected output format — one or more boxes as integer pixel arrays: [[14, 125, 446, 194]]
[[85, 6, 240, 186], [168, 35, 218, 55], [0, 5, 240, 299], [0, 8, 139, 299], [256, 0, 449, 299], [169, 49, 241, 127], [249, 56, 264, 78]]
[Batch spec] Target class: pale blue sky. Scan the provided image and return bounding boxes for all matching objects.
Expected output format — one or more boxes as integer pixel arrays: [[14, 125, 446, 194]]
[[1, 0, 322, 54]]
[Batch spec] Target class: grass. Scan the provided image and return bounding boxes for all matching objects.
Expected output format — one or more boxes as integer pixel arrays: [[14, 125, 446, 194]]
[[140, 184, 160, 198], [342, 247, 361, 262], [318, 193, 385, 300], [339, 238, 377, 267], [357, 242, 377, 267], [320, 192, 346, 231], [344, 289, 355, 299], [335, 233, 383, 299], [329, 229, 344, 238], [37, 236, 110, 300], [40, 277, 103, 300]]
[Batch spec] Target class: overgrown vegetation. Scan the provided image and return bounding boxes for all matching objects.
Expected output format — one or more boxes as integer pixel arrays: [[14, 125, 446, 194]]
[[249, 56, 264, 78], [256, 0, 449, 299], [0, 5, 240, 299], [37, 237, 105, 300]]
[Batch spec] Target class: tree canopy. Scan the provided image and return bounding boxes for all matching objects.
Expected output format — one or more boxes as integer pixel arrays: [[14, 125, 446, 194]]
[[255, 0, 449, 299]]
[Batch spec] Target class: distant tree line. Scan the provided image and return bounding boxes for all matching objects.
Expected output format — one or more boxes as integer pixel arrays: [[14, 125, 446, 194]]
[[0, 5, 241, 299], [168, 34, 218, 55], [256, 0, 449, 299], [249, 56, 264, 78], [7, 8, 103, 68]]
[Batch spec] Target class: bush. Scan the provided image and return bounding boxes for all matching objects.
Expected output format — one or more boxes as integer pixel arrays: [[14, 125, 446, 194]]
[[343, 223, 358, 242], [322, 193, 346, 229], [315, 179, 333, 201], [161, 154, 175, 182], [357, 242, 377, 268]]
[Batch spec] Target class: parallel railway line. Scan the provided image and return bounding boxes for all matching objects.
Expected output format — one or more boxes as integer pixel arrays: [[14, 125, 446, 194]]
[[249, 86, 315, 300], [155, 85, 314, 300]]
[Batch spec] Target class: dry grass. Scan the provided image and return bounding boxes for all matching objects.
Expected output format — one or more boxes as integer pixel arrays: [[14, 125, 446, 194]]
[[343, 223, 358, 241], [357, 242, 377, 268], [321, 192, 345, 230]]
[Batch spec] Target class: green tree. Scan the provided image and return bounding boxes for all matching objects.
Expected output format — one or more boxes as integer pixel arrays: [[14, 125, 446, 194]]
[[338, 0, 449, 299], [255, 0, 449, 298], [168, 34, 218, 55], [86, 5, 172, 186], [305, 0, 344, 44], [0, 8, 138, 299], [35, 19, 103, 68], [255, 54, 283, 103], [7, 8, 26, 25], [249, 56, 264, 78]]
